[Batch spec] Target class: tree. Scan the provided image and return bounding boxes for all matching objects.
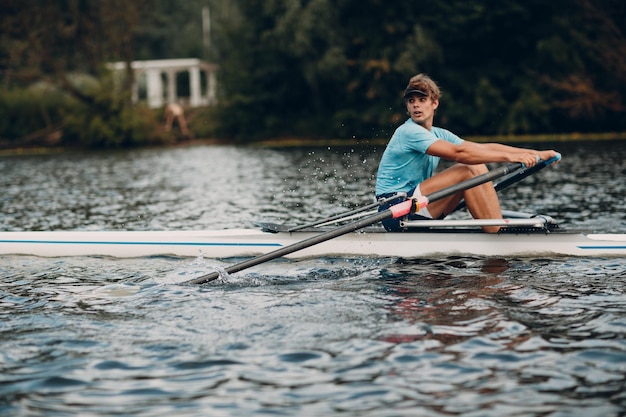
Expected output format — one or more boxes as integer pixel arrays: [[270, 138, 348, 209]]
[[538, 0, 626, 129], [212, 0, 626, 139], [2, 0, 624, 145], [0, 0, 161, 146]]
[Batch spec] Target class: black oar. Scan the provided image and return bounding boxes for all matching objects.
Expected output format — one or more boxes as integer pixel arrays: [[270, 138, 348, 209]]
[[287, 194, 406, 231], [493, 154, 560, 193], [185, 162, 523, 285]]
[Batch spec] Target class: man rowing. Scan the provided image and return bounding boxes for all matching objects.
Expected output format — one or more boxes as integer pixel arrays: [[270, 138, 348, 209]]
[[375, 73, 559, 233]]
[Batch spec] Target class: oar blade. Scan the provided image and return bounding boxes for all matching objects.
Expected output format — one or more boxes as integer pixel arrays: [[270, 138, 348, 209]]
[[184, 208, 400, 285]]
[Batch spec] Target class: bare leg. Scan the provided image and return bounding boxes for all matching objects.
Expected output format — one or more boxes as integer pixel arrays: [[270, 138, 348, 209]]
[[165, 112, 173, 131], [176, 115, 189, 135], [419, 164, 502, 233]]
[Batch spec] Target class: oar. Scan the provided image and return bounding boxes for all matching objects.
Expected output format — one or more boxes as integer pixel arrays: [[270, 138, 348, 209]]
[[452, 154, 561, 213], [287, 193, 406, 231], [185, 162, 523, 285], [493, 154, 560, 193]]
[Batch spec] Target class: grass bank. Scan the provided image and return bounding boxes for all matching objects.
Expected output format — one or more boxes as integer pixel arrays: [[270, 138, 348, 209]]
[[1, 131, 625, 157]]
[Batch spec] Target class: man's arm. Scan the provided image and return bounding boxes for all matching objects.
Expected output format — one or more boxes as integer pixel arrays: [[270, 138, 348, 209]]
[[426, 140, 558, 167]]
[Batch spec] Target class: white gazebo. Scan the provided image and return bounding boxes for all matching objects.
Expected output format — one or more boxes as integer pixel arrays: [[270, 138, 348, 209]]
[[108, 58, 217, 108]]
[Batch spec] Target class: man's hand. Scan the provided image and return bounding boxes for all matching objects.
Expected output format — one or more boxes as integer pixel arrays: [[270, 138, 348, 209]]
[[512, 150, 559, 167]]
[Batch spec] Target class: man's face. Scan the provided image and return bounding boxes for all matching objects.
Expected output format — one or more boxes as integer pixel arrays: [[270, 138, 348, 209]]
[[405, 95, 439, 128]]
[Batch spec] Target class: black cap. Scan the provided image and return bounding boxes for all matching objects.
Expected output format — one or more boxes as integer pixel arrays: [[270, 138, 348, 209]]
[[403, 88, 428, 99]]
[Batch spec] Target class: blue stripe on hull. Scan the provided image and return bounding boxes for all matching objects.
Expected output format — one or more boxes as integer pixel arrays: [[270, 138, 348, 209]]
[[0, 240, 282, 247], [577, 246, 626, 250]]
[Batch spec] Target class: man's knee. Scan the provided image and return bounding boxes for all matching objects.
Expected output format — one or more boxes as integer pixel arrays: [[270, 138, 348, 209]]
[[460, 163, 488, 178]]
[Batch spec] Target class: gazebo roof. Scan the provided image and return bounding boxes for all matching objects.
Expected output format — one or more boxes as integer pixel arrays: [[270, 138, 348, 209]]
[[108, 58, 216, 73]]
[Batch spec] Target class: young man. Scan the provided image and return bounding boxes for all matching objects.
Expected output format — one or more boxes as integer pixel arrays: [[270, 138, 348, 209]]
[[375, 73, 559, 233]]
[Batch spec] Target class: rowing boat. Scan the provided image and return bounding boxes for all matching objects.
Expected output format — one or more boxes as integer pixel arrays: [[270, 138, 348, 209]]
[[1, 218, 624, 259]]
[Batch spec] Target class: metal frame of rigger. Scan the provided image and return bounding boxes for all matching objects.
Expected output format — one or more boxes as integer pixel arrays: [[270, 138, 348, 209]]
[[401, 216, 555, 230], [258, 211, 560, 234]]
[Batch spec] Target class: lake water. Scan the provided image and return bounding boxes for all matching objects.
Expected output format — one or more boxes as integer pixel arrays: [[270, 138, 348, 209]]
[[1, 140, 625, 416]]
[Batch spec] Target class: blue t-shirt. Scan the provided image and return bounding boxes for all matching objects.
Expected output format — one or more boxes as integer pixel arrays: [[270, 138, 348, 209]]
[[375, 119, 464, 196]]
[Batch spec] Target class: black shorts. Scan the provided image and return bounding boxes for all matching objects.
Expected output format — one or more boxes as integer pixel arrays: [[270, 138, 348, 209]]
[[376, 193, 431, 232]]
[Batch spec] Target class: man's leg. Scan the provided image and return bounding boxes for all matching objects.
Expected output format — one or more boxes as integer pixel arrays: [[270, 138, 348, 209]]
[[419, 164, 502, 233], [165, 111, 173, 131], [177, 115, 189, 135]]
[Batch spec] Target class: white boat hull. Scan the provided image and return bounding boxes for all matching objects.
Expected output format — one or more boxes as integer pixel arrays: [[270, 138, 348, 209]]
[[1, 229, 625, 258]]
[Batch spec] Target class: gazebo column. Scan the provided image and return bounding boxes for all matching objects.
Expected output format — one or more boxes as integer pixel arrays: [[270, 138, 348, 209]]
[[208, 69, 217, 104], [189, 66, 201, 107], [146, 68, 163, 108], [131, 70, 141, 103], [166, 70, 177, 104]]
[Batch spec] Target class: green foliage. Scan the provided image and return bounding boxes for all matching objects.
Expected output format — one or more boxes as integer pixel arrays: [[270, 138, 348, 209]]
[[0, 79, 167, 149], [134, 0, 207, 60], [0, 87, 67, 143], [2, 0, 625, 147], [213, 0, 438, 140], [60, 81, 166, 148], [212, 0, 626, 140]]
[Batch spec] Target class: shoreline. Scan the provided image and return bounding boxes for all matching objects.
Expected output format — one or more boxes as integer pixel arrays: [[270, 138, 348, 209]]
[[1, 132, 625, 157], [252, 131, 626, 147]]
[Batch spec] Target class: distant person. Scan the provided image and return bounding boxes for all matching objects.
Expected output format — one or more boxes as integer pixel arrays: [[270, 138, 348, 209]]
[[164, 103, 189, 136], [375, 73, 559, 233]]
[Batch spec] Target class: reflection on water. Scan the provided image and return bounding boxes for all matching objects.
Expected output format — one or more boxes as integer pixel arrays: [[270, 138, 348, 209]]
[[1, 140, 626, 416], [379, 258, 511, 344]]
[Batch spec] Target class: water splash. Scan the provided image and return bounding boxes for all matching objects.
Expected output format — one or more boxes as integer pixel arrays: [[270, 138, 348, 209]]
[[157, 254, 269, 287], [157, 253, 229, 285]]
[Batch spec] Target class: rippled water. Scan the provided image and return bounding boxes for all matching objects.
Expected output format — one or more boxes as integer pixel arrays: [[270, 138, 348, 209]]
[[1, 140, 626, 416]]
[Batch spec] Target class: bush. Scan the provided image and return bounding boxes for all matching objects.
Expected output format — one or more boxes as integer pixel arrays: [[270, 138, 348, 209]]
[[0, 81, 170, 149], [0, 86, 68, 144], [61, 97, 166, 148]]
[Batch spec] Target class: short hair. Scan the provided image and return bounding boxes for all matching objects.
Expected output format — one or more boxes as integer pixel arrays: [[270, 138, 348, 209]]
[[404, 73, 441, 101]]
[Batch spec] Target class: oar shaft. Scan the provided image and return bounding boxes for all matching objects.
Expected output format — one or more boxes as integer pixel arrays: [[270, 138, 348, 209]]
[[191, 209, 397, 283], [426, 162, 523, 203], [493, 155, 560, 193], [287, 201, 381, 231], [452, 155, 561, 213], [186, 162, 522, 285], [288, 194, 405, 231]]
